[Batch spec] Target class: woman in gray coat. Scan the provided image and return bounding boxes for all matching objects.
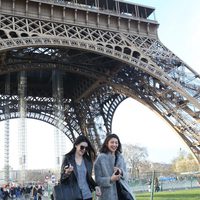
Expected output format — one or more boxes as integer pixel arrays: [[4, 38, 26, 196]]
[[94, 133, 132, 200]]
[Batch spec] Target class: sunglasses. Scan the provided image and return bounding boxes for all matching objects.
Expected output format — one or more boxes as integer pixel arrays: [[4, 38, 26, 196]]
[[80, 145, 88, 151]]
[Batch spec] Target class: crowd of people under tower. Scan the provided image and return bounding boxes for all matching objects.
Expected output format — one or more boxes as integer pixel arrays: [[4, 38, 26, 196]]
[[0, 184, 43, 200]]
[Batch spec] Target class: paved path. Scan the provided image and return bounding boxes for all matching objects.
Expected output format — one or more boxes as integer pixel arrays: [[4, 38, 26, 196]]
[[13, 195, 49, 200]]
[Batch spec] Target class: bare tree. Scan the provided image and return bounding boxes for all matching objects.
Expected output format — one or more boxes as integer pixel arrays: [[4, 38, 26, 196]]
[[122, 144, 148, 179]]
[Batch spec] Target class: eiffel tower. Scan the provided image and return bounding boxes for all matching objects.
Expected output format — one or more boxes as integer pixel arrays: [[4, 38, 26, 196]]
[[0, 0, 200, 182]]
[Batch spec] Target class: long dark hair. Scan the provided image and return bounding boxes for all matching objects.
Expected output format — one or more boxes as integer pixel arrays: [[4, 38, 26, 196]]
[[100, 133, 122, 154], [68, 135, 96, 162]]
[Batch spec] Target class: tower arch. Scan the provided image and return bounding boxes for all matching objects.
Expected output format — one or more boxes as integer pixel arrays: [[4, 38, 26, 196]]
[[0, 0, 199, 169]]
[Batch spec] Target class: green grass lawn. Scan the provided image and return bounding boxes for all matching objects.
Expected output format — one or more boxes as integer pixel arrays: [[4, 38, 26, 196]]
[[135, 189, 200, 200]]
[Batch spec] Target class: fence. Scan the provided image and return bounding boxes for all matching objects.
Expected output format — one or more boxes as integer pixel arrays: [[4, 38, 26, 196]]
[[129, 172, 200, 193]]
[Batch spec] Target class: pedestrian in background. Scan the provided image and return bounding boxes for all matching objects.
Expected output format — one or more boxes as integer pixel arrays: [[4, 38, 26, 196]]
[[154, 177, 160, 192]]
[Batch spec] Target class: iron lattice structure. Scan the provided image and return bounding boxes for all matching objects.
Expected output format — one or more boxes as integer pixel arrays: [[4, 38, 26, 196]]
[[0, 0, 199, 164]]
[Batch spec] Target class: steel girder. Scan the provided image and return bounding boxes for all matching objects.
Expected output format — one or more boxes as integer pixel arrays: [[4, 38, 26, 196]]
[[0, 1, 199, 163]]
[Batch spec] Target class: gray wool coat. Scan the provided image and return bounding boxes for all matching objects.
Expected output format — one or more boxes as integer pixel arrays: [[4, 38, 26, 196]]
[[94, 152, 127, 200]]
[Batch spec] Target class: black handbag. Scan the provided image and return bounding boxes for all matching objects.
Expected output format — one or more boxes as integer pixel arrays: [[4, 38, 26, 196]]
[[116, 180, 134, 200], [52, 183, 81, 200], [115, 155, 134, 200]]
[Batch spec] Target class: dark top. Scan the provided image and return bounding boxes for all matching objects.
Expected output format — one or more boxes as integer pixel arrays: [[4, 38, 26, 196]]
[[60, 153, 97, 199]]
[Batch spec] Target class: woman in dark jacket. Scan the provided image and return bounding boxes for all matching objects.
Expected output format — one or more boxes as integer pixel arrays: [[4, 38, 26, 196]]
[[59, 135, 101, 200]]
